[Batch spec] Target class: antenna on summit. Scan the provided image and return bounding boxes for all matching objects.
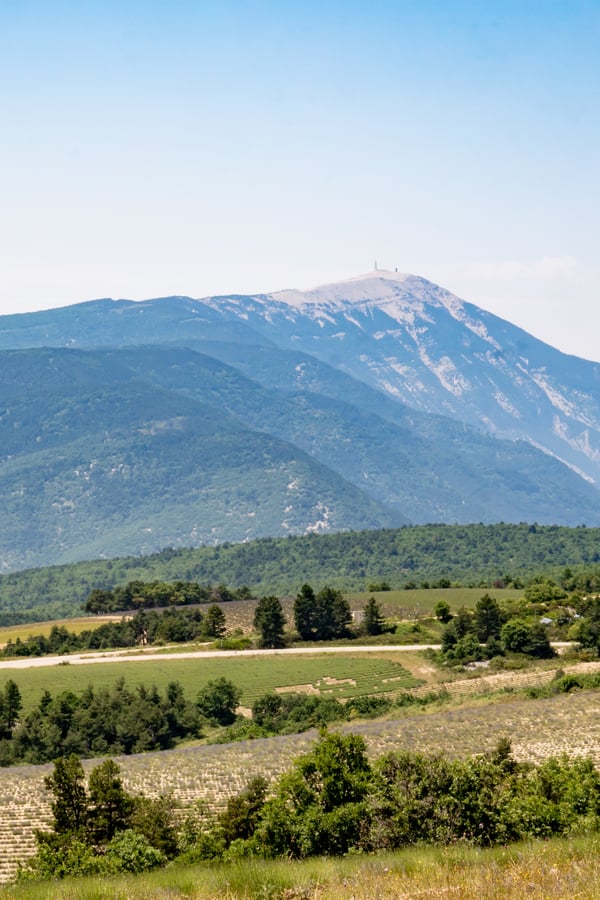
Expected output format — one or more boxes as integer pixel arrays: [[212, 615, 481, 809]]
[[374, 259, 378, 271]]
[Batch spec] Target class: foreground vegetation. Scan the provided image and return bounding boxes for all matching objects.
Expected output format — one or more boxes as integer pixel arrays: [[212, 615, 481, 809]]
[[4, 677, 600, 885], [7, 835, 600, 900], [6, 835, 600, 899], [15, 732, 600, 886]]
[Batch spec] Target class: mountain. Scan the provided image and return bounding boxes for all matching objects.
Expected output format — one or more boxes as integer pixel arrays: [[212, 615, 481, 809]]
[[2, 271, 599, 484], [0, 347, 405, 570], [0, 272, 599, 570], [204, 271, 600, 487]]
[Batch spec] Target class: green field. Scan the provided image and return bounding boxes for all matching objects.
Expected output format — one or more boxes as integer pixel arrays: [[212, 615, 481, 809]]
[[0, 652, 422, 714], [349, 586, 523, 614]]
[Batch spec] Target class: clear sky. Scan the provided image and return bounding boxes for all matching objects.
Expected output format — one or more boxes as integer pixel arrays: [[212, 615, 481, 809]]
[[1, 1, 598, 359]]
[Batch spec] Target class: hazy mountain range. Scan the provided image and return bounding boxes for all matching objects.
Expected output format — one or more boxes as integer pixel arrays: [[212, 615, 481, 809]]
[[1, 270, 599, 571]]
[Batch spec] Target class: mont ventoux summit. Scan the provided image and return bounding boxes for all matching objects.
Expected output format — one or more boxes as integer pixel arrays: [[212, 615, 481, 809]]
[[1, 269, 600, 572]]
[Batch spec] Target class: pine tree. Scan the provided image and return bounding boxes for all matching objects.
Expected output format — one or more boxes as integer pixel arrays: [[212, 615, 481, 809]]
[[253, 595, 286, 648], [202, 604, 226, 638], [88, 759, 134, 842], [363, 596, 385, 635], [294, 583, 316, 640], [44, 755, 89, 834]]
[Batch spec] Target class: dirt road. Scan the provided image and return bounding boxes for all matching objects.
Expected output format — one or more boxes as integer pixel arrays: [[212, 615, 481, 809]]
[[0, 643, 442, 669]]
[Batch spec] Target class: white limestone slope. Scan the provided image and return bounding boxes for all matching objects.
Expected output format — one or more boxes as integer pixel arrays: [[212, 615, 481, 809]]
[[205, 271, 600, 487]]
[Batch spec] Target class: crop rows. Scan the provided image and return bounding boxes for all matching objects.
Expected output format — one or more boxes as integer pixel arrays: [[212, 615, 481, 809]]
[[4, 665, 600, 883], [190, 587, 522, 633], [0, 653, 421, 715], [0, 657, 600, 881]]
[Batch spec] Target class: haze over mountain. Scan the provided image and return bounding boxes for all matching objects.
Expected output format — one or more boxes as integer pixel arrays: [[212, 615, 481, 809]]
[[1, 271, 599, 570]]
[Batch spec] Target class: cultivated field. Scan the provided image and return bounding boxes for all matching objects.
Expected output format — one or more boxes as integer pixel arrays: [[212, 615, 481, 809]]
[[192, 587, 523, 634], [0, 651, 423, 715], [349, 586, 522, 616], [3, 658, 600, 884]]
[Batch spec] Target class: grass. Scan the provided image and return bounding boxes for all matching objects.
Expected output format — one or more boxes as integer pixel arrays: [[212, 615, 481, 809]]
[[348, 587, 522, 615], [4, 834, 600, 898], [0, 652, 422, 714]]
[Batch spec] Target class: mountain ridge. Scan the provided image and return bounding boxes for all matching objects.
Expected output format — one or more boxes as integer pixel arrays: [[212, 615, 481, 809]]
[[196, 273, 600, 485]]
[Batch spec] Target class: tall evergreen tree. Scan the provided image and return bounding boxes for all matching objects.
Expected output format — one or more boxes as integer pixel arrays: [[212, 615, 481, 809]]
[[44, 755, 89, 834], [253, 595, 286, 648], [294, 583, 316, 640], [293, 584, 351, 641], [0, 679, 22, 736], [363, 596, 385, 635], [474, 594, 503, 641], [202, 604, 226, 638], [316, 587, 352, 640], [88, 759, 134, 842]]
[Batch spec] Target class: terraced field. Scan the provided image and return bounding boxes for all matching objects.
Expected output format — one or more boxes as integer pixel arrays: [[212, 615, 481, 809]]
[[3, 660, 600, 884]]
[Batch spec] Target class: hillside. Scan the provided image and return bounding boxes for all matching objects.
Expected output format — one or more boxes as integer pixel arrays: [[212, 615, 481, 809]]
[[1, 522, 600, 621], [1, 271, 600, 570], [0, 348, 400, 571], [1, 341, 600, 571]]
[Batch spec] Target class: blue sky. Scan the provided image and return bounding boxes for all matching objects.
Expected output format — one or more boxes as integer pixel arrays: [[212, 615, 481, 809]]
[[1, 1, 598, 358]]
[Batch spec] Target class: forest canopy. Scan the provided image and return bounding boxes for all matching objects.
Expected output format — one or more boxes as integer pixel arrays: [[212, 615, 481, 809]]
[[2, 523, 600, 623]]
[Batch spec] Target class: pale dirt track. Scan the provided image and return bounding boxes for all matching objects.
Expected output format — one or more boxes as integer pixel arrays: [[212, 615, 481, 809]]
[[0, 641, 575, 670], [0, 644, 442, 669]]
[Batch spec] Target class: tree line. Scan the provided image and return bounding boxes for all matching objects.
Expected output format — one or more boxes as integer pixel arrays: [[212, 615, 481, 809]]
[[1, 585, 387, 661], [5, 523, 600, 623], [0, 667, 422, 767], [0, 677, 244, 766], [252, 585, 387, 648], [84, 580, 255, 614], [1, 605, 226, 659]]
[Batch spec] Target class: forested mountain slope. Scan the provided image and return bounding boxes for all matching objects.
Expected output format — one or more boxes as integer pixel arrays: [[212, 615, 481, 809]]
[[1, 522, 600, 622], [1, 271, 600, 571], [0, 348, 401, 570], [1, 270, 598, 484], [1, 345, 599, 570]]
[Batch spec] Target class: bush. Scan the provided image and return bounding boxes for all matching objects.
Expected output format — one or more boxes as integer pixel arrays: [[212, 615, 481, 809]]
[[105, 829, 165, 873], [250, 693, 347, 735], [197, 678, 241, 726], [434, 600, 452, 623], [18, 836, 106, 880], [346, 695, 393, 718]]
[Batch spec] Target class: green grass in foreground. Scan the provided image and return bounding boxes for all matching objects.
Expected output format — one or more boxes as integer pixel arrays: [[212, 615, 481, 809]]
[[0, 652, 421, 715], [4, 834, 600, 899]]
